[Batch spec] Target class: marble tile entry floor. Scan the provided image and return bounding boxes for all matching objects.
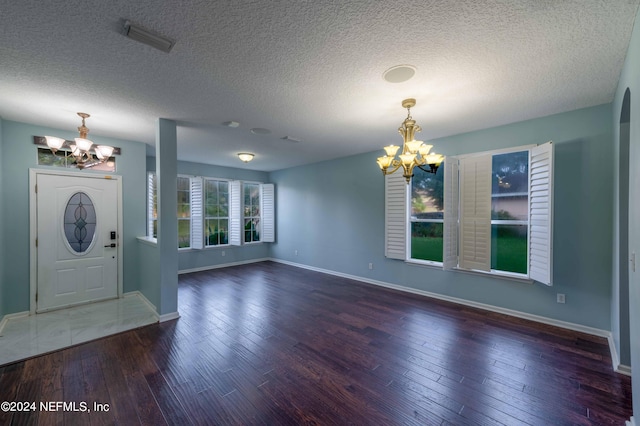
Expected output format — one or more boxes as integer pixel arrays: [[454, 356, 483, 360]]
[[0, 294, 158, 366]]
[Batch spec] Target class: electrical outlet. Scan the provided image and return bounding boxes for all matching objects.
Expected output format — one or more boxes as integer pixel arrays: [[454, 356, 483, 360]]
[[294, 249, 298, 256], [368, 263, 373, 270], [221, 250, 225, 257], [557, 293, 566, 304]]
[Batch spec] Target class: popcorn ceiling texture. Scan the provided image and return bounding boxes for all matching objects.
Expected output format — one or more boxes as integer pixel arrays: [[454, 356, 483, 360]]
[[0, 0, 638, 170]]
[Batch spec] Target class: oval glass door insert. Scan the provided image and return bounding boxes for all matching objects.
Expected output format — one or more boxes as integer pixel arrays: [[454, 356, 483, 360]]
[[63, 192, 97, 254]]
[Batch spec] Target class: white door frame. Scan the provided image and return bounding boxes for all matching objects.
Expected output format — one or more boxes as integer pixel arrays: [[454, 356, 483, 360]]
[[29, 168, 124, 315]]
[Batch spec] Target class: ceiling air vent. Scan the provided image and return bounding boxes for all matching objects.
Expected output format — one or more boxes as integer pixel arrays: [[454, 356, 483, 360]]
[[123, 20, 175, 53]]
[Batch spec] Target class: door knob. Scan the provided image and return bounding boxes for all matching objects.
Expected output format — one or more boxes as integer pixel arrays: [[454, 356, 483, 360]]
[[104, 243, 116, 248]]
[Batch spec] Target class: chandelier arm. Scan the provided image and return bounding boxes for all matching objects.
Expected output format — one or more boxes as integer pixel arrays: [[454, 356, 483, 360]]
[[416, 163, 440, 174], [383, 161, 403, 176]]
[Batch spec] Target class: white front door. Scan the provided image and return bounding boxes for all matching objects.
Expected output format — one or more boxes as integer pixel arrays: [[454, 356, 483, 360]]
[[36, 174, 119, 312]]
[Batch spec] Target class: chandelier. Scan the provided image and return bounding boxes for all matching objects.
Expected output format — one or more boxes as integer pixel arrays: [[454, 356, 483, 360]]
[[44, 113, 115, 169], [377, 99, 443, 183]]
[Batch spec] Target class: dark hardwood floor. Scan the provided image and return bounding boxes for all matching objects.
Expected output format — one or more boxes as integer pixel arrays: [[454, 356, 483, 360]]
[[0, 261, 632, 425]]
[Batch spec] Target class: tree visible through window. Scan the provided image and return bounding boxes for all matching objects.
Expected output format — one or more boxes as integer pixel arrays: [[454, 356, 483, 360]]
[[177, 176, 191, 248], [411, 165, 444, 262], [243, 183, 261, 243], [491, 151, 529, 274], [204, 179, 229, 246]]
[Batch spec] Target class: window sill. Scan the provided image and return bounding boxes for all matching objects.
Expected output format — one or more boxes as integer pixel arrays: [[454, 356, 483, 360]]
[[405, 259, 443, 269], [452, 267, 534, 284], [137, 236, 157, 247]]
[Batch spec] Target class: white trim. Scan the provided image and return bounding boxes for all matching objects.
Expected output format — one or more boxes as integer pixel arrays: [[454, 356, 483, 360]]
[[268, 258, 627, 373], [455, 144, 537, 159], [0, 311, 29, 336], [606, 333, 632, 376], [137, 236, 158, 246], [29, 169, 124, 315], [159, 312, 180, 322], [627, 416, 636, 426], [178, 257, 271, 275]]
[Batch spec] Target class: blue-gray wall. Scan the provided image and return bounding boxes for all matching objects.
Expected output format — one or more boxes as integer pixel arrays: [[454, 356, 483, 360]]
[[0, 119, 147, 314], [147, 157, 271, 272], [613, 4, 640, 418], [270, 104, 614, 330]]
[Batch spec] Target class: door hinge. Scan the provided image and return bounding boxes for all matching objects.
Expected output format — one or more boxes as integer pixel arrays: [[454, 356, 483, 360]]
[[35, 184, 37, 193], [35, 238, 38, 247]]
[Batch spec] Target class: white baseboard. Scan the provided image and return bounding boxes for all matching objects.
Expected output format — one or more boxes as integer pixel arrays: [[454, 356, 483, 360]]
[[270, 258, 629, 373], [627, 416, 636, 426], [0, 311, 29, 336], [159, 312, 180, 322], [179, 257, 270, 275]]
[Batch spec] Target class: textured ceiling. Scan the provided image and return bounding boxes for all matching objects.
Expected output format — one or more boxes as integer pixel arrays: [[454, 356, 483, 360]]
[[0, 0, 638, 171]]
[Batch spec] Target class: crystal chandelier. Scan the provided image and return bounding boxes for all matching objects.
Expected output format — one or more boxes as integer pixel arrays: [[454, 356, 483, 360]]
[[377, 99, 444, 183], [44, 112, 115, 169]]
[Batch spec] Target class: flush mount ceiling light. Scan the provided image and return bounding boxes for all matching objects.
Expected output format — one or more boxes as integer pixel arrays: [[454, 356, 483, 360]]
[[123, 20, 175, 53], [383, 65, 416, 83], [39, 112, 118, 170], [223, 121, 240, 128], [237, 153, 255, 163], [376, 99, 443, 183]]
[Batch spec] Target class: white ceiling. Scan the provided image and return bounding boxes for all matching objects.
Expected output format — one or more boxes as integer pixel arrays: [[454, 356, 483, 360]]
[[0, 1, 638, 171]]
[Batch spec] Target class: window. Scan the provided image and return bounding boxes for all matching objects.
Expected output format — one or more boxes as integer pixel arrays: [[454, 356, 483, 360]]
[[177, 176, 191, 249], [243, 182, 261, 243], [147, 174, 275, 248], [385, 142, 553, 285], [490, 151, 529, 274], [204, 179, 229, 246], [147, 173, 157, 238], [38, 148, 116, 172], [411, 165, 444, 262]]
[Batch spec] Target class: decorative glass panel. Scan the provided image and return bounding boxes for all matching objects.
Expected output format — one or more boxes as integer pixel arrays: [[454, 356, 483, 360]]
[[63, 192, 97, 253]]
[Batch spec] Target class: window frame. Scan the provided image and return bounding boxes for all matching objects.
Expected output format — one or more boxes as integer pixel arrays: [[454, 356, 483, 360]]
[[408, 163, 445, 266], [203, 177, 231, 248]]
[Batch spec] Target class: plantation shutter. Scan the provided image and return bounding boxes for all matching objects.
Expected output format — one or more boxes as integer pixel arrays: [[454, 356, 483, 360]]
[[261, 183, 275, 243], [443, 157, 459, 270], [459, 155, 492, 271], [190, 177, 204, 250], [229, 180, 243, 246], [147, 172, 157, 238], [384, 171, 407, 259], [529, 141, 554, 285]]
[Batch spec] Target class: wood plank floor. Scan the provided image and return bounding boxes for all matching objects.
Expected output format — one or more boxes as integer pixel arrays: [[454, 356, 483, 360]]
[[0, 261, 632, 425]]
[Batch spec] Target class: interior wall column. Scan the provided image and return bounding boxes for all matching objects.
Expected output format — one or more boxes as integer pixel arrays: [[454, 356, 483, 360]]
[[156, 118, 179, 317]]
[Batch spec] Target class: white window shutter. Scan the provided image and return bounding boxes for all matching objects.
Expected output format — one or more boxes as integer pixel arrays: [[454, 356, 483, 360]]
[[443, 157, 459, 270], [261, 183, 275, 243], [229, 180, 242, 246], [459, 155, 492, 271], [147, 172, 156, 237], [384, 171, 407, 259], [529, 141, 554, 285], [190, 177, 204, 250]]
